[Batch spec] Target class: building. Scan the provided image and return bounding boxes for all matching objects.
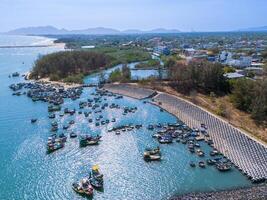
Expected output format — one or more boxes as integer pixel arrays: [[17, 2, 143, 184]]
[[153, 46, 170, 56], [224, 72, 245, 79], [183, 48, 196, 57]]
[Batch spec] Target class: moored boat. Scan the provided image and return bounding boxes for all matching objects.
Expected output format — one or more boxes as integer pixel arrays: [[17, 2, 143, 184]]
[[216, 162, 232, 172], [198, 161, 206, 168], [31, 118, 37, 123], [72, 178, 94, 196], [89, 165, 104, 189]]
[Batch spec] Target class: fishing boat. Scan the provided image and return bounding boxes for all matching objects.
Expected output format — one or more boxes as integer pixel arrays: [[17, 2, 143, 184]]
[[190, 161, 196, 167], [216, 162, 232, 172], [143, 152, 161, 161], [69, 120, 75, 125], [72, 178, 94, 196], [158, 135, 173, 144], [48, 113, 55, 119], [63, 124, 70, 130], [51, 126, 58, 132], [79, 135, 101, 147], [47, 142, 64, 153], [51, 121, 58, 127], [147, 124, 154, 130], [31, 118, 37, 123], [143, 147, 161, 161], [196, 149, 205, 157], [207, 159, 217, 165], [198, 161, 206, 168], [89, 165, 104, 189], [58, 133, 67, 142], [144, 147, 160, 155], [70, 132, 77, 138]]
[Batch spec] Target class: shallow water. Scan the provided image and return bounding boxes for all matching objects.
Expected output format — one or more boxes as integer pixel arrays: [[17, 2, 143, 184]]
[[0, 35, 251, 200]]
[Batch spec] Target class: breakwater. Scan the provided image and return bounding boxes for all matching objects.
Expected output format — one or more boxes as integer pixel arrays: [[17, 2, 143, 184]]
[[171, 184, 267, 200], [103, 83, 156, 99]]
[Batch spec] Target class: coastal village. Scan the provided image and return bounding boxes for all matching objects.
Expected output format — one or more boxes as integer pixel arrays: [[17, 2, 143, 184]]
[[6, 31, 267, 199]]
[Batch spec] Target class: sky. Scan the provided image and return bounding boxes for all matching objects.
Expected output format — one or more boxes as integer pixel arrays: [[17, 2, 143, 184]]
[[0, 0, 267, 32]]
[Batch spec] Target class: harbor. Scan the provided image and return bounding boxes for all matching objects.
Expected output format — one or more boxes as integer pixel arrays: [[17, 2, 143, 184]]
[[103, 83, 267, 183], [0, 35, 265, 200]]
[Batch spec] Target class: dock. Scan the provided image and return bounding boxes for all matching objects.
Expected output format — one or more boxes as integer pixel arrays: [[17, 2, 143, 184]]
[[103, 83, 157, 100]]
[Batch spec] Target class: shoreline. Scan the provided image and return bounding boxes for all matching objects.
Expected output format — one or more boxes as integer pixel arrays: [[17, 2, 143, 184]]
[[102, 83, 267, 183], [171, 183, 267, 200]]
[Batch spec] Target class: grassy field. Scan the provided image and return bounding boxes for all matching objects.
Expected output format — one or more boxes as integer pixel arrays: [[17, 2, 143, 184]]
[[85, 46, 151, 66]]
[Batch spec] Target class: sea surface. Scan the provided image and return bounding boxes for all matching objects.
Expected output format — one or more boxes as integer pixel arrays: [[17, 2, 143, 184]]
[[0, 35, 251, 200]]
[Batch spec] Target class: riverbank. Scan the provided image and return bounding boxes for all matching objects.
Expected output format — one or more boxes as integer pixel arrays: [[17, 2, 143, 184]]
[[103, 83, 267, 183], [171, 184, 267, 200]]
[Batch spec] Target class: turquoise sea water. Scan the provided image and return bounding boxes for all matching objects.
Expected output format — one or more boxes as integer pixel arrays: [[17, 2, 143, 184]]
[[0, 35, 251, 200]]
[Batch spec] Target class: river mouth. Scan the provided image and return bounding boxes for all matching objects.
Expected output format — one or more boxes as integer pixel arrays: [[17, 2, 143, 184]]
[[0, 35, 252, 200]]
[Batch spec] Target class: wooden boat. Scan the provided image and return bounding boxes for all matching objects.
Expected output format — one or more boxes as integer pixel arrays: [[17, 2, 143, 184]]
[[143, 152, 161, 161], [207, 159, 217, 165], [70, 132, 77, 138], [158, 135, 173, 144], [31, 118, 37, 123], [198, 161, 206, 168], [48, 113, 55, 119], [79, 135, 101, 147], [196, 149, 205, 157], [144, 147, 160, 155], [89, 165, 104, 189], [216, 163, 232, 171], [190, 161, 196, 167], [72, 178, 94, 196], [47, 142, 64, 153]]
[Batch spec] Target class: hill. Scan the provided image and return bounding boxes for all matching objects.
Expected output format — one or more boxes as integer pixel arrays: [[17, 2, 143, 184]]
[[7, 26, 181, 35]]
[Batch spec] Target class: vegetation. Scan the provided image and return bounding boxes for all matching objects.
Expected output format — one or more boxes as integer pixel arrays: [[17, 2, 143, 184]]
[[30, 51, 111, 83], [161, 60, 267, 124], [30, 46, 150, 83], [109, 64, 131, 82], [135, 59, 160, 69], [86, 46, 151, 66], [223, 66, 236, 73], [230, 78, 267, 122], [167, 61, 229, 95]]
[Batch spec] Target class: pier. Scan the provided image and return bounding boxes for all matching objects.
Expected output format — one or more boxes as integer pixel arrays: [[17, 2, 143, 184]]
[[103, 83, 156, 99]]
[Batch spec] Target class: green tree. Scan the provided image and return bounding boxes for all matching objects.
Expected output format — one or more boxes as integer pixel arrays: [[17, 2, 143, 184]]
[[121, 64, 131, 81], [230, 78, 255, 112]]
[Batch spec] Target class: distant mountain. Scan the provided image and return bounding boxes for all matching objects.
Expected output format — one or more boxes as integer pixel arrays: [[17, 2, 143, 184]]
[[237, 26, 267, 32], [123, 29, 144, 34], [146, 28, 181, 33], [122, 28, 181, 34], [6, 26, 181, 35], [7, 26, 68, 35], [69, 27, 120, 35]]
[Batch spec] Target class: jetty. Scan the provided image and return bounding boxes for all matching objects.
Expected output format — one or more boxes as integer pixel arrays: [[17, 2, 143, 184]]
[[103, 83, 267, 182], [103, 83, 157, 99]]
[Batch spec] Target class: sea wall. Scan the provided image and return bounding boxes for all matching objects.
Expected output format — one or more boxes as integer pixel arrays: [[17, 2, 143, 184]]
[[171, 184, 267, 200], [103, 83, 267, 183], [103, 83, 157, 100]]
